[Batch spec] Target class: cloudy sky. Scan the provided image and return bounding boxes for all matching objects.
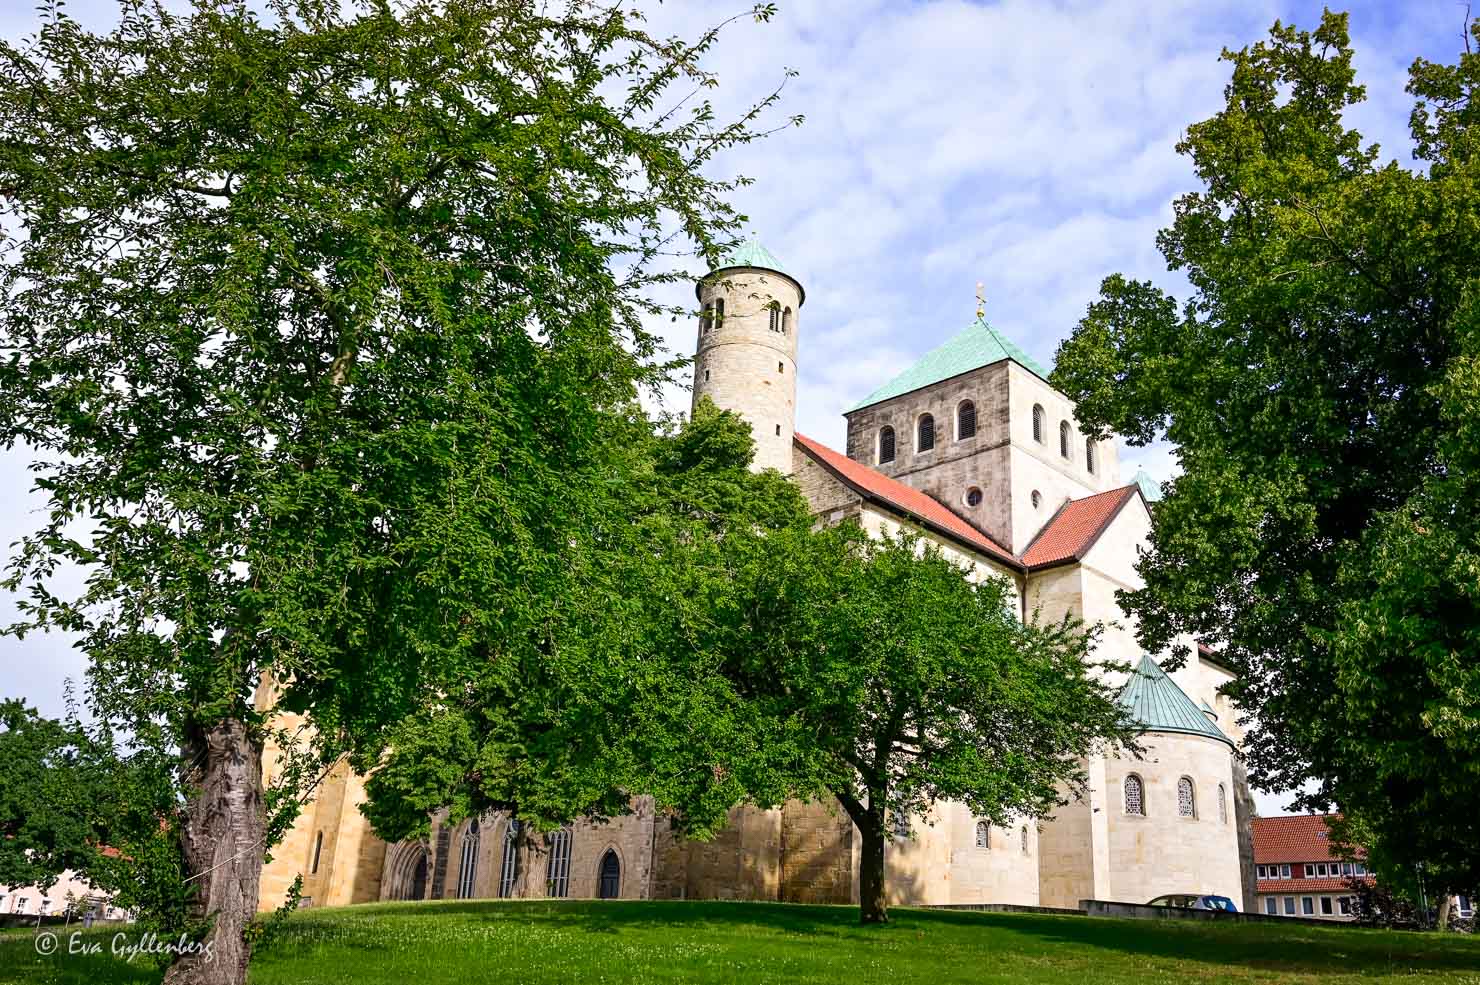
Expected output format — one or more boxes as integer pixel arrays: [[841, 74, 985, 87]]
[[0, 0, 1464, 815]]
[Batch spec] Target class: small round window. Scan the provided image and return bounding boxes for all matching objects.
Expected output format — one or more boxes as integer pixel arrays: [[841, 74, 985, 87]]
[[965, 487, 983, 508], [1031, 490, 1042, 510]]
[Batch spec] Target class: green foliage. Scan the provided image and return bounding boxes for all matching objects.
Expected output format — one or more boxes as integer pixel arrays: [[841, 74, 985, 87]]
[[1051, 11, 1480, 892]]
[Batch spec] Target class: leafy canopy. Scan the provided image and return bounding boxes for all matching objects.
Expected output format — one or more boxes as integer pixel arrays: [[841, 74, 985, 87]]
[[1051, 11, 1480, 890]]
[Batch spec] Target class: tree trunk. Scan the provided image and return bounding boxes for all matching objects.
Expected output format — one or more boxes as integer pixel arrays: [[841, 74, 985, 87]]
[[164, 717, 266, 985], [858, 822, 888, 924], [1437, 895, 1453, 931]]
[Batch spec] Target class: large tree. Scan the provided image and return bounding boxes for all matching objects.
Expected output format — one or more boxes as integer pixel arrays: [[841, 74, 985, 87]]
[[1052, 11, 1480, 897], [707, 526, 1136, 924], [0, 1, 792, 981]]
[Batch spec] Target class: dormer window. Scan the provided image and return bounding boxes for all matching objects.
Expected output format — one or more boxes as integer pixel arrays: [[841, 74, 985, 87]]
[[918, 414, 935, 453]]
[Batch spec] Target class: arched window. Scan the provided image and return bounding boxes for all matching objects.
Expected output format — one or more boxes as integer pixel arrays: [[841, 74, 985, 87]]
[[1059, 420, 1071, 459], [498, 820, 520, 897], [1020, 827, 1029, 855], [957, 400, 977, 440], [598, 850, 621, 899], [714, 298, 725, 325], [879, 426, 895, 464], [1178, 777, 1197, 818], [456, 819, 481, 899], [1086, 438, 1096, 474], [768, 304, 781, 333], [545, 828, 572, 898], [917, 414, 935, 453], [975, 821, 990, 849], [311, 831, 324, 874], [892, 811, 911, 839], [1031, 490, 1042, 510], [1032, 404, 1045, 444], [1218, 784, 1228, 824], [782, 307, 792, 335], [1124, 774, 1145, 815], [700, 301, 713, 333]]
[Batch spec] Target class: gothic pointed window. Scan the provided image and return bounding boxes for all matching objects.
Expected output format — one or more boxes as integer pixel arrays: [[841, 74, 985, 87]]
[[1032, 404, 1045, 444], [879, 426, 895, 465], [498, 820, 520, 897], [1059, 420, 1071, 459], [1124, 774, 1145, 815], [917, 414, 935, 453], [598, 850, 621, 899], [975, 821, 990, 849], [545, 828, 572, 898], [456, 819, 481, 899], [1178, 777, 1196, 818], [957, 400, 976, 440], [1086, 438, 1096, 474], [1218, 784, 1228, 824]]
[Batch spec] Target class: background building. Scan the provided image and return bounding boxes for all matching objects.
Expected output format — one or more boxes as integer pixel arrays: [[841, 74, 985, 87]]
[[1252, 814, 1372, 920]]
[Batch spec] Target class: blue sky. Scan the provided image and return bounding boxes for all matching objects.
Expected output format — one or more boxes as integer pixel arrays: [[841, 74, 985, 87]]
[[0, 0, 1464, 815]]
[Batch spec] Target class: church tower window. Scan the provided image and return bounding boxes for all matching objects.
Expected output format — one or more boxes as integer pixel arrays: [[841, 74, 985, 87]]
[[965, 487, 983, 508], [917, 414, 935, 453], [1032, 404, 1045, 443], [879, 426, 895, 464], [957, 400, 976, 440], [1124, 774, 1145, 815], [1059, 420, 1071, 459], [768, 305, 781, 333], [1178, 777, 1197, 818], [714, 298, 725, 326], [783, 307, 792, 334]]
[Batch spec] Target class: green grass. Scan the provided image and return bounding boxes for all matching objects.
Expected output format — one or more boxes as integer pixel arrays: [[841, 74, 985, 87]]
[[3, 900, 1480, 984]]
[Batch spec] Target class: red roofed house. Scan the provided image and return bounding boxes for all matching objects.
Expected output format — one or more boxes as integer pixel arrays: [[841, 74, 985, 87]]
[[1253, 814, 1372, 920], [261, 240, 1256, 913]]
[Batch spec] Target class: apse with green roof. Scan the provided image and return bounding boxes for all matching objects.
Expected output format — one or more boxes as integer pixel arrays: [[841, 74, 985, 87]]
[[1118, 655, 1232, 748]]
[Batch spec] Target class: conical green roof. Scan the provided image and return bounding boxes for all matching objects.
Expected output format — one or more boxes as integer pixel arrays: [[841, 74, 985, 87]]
[[1117, 655, 1232, 747], [848, 317, 1051, 412], [717, 238, 786, 273], [1134, 469, 1163, 503]]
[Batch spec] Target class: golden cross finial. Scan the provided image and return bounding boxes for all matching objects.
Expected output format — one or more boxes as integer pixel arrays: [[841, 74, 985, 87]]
[[975, 282, 986, 320]]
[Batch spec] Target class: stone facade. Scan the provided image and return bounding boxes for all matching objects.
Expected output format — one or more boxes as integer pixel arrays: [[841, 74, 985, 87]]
[[692, 264, 802, 475], [254, 243, 1251, 915]]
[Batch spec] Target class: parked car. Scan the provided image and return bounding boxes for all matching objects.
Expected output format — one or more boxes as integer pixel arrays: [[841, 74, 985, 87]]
[[1147, 893, 1239, 912]]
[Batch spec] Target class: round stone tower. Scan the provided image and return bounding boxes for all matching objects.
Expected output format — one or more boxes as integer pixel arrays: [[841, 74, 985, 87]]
[[693, 239, 804, 474]]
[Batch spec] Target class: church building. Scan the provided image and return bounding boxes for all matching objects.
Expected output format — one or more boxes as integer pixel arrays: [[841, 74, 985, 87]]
[[257, 241, 1257, 914]]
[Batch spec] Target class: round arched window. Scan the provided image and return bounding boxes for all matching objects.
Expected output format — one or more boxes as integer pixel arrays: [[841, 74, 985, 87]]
[[1031, 490, 1042, 510], [965, 487, 983, 508]]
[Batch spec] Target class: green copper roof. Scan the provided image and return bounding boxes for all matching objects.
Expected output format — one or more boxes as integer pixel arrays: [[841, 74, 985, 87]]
[[1117, 655, 1233, 747], [716, 238, 786, 273], [848, 317, 1051, 412], [1133, 469, 1163, 503]]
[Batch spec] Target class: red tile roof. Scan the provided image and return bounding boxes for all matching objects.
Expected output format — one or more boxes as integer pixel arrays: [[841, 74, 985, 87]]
[[1253, 814, 1364, 865], [1256, 875, 1374, 894], [793, 433, 1018, 566], [1019, 485, 1141, 568]]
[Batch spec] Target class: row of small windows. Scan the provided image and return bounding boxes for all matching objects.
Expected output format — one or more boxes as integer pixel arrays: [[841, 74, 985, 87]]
[[455, 821, 619, 900], [1264, 895, 1354, 917], [1123, 774, 1228, 823], [972, 821, 1031, 855], [877, 401, 976, 464], [697, 299, 792, 335], [1030, 404, 1097, 474], [1257, 862, 1367, 879]]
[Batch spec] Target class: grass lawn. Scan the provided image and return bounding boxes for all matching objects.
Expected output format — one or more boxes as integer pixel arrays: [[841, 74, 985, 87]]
[[3, 900, 1480, 984]]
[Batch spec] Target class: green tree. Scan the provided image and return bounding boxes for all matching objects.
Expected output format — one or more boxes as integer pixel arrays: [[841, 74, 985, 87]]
[[0, 1, 794, 981], [1052, 11, 1480, 898], [709, 526, 1136, 924]]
